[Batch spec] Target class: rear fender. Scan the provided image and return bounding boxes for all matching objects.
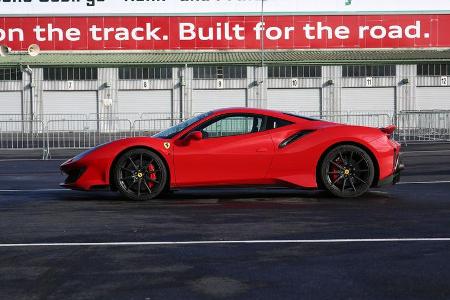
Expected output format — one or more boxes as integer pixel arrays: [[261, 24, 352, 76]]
[[268, 126, 387, 188]]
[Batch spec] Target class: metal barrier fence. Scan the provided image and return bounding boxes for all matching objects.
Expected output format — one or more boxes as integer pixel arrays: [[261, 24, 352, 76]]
[[36, 114, 89, 123], [0, 120, 47, 158], [315, 113, 393, 128], [396, 111, 450, 143], [1, 111, 450, 158], [0, 114, 27, 121], [133, 118, 183, 137], [46, 119, 134, 156], [140, 112, 176, 120]]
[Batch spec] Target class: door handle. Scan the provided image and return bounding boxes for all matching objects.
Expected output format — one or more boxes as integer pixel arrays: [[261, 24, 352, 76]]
[[256, 148, 268, 153]]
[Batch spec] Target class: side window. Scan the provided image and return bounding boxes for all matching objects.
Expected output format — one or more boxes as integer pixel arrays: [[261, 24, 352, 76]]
[[266, 117, 293, 130], [201, 115, 264, 138]]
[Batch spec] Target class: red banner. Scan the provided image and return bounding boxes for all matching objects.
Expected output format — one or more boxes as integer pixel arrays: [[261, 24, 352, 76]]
[[0, 15, 449, 51]]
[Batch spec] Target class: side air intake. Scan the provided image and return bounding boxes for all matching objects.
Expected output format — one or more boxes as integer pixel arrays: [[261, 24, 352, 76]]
[[279, 130, 316, 149]]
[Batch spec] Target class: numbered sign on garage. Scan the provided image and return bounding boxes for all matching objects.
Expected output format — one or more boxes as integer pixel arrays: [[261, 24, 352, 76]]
[[67, 81, 75, 90], [217, 79, 224, 89], [142, 80, 150, 90]]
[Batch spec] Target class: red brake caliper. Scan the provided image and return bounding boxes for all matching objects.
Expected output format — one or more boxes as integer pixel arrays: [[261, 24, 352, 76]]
[[147, 163, 157, 188], [330, 158, 340, 182]]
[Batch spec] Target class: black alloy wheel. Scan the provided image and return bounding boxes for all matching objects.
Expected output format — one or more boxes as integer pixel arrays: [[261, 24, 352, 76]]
[[113, 148, 168, 201], [320, 145, 375, 198]]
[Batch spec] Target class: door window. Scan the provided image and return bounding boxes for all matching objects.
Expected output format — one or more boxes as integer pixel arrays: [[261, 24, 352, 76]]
[[200, 115, 264, 138]]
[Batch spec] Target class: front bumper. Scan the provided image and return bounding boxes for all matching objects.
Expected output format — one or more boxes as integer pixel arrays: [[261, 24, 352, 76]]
[[60, 162, 88, 190], [60, 155, 111, 190]]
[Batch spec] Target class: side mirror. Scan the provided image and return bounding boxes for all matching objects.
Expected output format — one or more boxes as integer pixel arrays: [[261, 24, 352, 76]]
[[186, 131, 203, 142]]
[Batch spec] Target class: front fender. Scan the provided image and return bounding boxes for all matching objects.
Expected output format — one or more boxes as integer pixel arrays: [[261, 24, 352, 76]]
[[61, 137, 175, 190]]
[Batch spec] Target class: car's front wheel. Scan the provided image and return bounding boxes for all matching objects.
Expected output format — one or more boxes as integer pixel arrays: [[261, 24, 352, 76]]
[[113, 148, 168, 201], [320, 145, 375, 198]]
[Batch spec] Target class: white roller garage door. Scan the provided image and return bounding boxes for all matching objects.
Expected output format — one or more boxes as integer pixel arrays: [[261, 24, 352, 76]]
[[341, 88, 395, 114], [118, 90, 172, 116], [267, 89, 321, 113], [0, 92, 22, 116], [416, 87, 450, 110], [192, 89, 247, 114], [43, 91, 97, 116]]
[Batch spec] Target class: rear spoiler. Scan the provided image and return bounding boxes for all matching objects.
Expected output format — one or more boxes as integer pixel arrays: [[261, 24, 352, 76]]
[[380, 125, 396, 138]]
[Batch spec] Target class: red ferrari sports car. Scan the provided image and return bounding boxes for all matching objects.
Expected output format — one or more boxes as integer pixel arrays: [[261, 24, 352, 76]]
[[60, 107, 403, 200]]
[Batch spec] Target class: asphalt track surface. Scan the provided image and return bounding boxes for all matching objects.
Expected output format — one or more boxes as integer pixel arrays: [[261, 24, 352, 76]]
[[1, 144, 450, 300]]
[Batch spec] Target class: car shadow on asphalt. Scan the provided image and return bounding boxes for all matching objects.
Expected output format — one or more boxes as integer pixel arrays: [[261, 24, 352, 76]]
[[56, 188, 394, 207]]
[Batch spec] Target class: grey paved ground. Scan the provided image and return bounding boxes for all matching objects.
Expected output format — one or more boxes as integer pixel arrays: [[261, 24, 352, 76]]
[[0, 144, 450, 300]]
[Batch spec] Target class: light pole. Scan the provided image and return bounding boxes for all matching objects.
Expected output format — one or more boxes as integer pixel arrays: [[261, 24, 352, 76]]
[[260, 0, 265, 69], [259, 0, 266, 107]]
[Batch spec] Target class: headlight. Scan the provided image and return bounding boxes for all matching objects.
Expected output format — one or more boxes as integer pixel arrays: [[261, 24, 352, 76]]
[[70, 143, 106, 162]]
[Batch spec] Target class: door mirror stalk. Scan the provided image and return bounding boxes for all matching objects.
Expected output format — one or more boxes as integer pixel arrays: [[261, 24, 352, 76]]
[[179, 131, 203, 145], [187, 131, 203, 141]]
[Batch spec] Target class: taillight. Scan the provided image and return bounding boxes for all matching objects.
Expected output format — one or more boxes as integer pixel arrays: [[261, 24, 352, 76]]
[[393, 149, 399, 171]]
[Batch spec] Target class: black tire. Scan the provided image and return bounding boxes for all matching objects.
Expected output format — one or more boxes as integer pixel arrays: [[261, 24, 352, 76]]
[[320, 145, 375, 198], [113, 148, 168, 201]]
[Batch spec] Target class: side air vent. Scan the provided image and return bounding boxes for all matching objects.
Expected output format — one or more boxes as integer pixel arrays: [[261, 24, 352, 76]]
[[279, 130, 316, 149]]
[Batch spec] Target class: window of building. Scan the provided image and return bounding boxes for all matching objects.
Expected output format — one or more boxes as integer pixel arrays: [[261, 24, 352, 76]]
[[193, 66, 247, 79], [0, 68, 22, 81], [342, 65, 396, 77], [119, 66, 173, 80], [417, 64, 450, 76], [43, 67, 98, 81], [268, 65, 322, 78]]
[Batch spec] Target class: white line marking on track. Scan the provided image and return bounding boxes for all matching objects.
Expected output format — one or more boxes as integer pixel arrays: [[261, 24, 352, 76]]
[[399, 180, 450, 185], [1, 238, 450, 248]]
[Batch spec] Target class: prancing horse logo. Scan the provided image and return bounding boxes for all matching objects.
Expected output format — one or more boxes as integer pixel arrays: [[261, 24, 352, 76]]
[[164, 142, 171, 150]]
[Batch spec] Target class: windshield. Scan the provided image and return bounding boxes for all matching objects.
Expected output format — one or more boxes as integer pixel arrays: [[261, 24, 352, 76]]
[[153, 112, 212, 139]]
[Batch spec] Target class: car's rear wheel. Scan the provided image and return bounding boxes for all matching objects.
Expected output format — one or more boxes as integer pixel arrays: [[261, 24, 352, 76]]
[[113, 148, 168, 201], [320, 145, 375, 198]]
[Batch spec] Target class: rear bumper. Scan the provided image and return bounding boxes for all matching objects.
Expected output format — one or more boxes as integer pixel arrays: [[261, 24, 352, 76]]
[[377, 162, 405, 187]]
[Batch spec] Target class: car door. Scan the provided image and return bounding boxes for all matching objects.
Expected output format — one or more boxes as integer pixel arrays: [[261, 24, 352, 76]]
[[173, 114, 275, 187]]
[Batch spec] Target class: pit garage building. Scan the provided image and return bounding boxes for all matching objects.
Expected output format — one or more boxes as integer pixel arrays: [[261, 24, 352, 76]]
[[1, 50, 449, 121]]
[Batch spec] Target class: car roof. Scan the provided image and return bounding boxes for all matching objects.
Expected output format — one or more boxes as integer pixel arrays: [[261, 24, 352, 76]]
[[209, 107, 306, 122]]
